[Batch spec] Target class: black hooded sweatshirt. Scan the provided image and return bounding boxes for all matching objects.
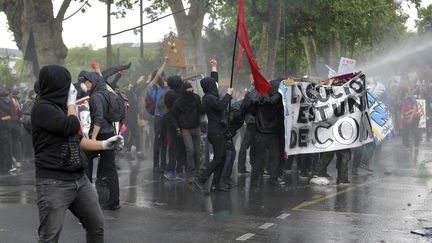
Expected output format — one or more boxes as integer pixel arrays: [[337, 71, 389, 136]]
[[79, 71, 114, 136], [170, 83, 204, 130], [31, 65, 83, 180], [200, 77, 232, 134], [253, 79, 284, 134], [164, 76, 183, 110]]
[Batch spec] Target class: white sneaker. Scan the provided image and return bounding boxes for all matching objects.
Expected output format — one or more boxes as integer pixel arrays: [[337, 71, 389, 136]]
[[310, 176, 330, 185]]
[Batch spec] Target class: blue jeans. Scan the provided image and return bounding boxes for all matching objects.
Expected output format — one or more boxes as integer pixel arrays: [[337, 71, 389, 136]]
[[36, 175, 104, 243]]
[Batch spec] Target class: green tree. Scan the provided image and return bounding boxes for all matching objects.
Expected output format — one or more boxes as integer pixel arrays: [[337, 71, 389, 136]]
[[0, 0, 135, 66]]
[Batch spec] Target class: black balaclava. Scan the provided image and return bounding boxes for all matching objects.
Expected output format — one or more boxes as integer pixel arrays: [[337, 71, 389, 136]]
[[167, 75, 183, 92], [38, 65, 71, 109], [200, 77, 219, 97]]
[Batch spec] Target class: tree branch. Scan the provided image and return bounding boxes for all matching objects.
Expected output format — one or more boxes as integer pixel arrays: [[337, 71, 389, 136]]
[[55, 0, 72, 22]]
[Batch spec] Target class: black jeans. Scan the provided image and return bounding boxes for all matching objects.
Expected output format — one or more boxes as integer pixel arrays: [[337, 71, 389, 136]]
[[199, 132, 226, 185], [237, 124, 256, 172], [181, 128, 201, 176], [167, 125, 186, 173], [252, 133, 280, 180], [314, 149, 351, 181], [125, 116, 141, 152], [36, 175, 104, 243], [153, 116, 167, 169], [86, 133, 119, 207], [221, 139, 236, 182]]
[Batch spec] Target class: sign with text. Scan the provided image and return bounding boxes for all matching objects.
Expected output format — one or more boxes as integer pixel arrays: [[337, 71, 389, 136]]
[[367, 92, 394, 140], [417, 99, 427, 128], [279, 74, 373, 155], [337, 57, 356, 75]]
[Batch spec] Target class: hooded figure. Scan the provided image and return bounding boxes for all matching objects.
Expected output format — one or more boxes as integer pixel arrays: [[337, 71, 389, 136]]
[[194, 76, 233, 194], [164, 75, 183, 110], [31, 65, 83, 179], [78, 70, 113, 136], [248, 78, 285, 187]]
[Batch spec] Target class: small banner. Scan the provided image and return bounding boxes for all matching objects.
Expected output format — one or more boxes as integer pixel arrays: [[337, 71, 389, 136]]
[[279, 73, 373, 155], [163, 39, 186, 68], [367, 92, 394, 140], [417, 99, 427, 128], [337, 57, 356, 75], [76, 96, 91, 139]]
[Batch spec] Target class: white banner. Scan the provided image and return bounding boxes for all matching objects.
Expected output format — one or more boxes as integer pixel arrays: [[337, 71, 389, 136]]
[[417, 99, 427, 128], [279, 75, 373, 155], [76, 96, 91, 139]]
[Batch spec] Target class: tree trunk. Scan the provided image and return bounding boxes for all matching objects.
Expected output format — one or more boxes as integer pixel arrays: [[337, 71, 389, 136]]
[[2, 0, 70, 67], [301, 35, 318, 76], [256, 0, 282, 79], [167, 0, 208, 74], [329, 31, 341, 69], [106, 0, 113, 67]]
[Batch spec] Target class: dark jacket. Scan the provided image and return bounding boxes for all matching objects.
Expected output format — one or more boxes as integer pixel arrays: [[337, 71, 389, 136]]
[[200, 76, 232, 134], [164, 76, 183, 110], [32, 65, 84, 180], [171, 91, 204, 130], [251, 79, 284, 134], [241, 88, 259, 126], [80, 71, 114, 136]]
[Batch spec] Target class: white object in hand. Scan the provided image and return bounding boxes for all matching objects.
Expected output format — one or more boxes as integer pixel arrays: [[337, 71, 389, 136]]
[[102, 135, 124, 150], [67, 84, 77, 106]]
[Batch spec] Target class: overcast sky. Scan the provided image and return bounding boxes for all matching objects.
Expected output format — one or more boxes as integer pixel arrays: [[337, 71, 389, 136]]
[[0, 0, 431, 50]]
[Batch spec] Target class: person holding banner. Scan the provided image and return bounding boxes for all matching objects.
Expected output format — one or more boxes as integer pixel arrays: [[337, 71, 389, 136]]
[[248, 79, 285, 187], [313, 149, 351, 185]]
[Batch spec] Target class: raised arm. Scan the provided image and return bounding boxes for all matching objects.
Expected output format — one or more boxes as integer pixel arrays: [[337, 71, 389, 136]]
[[150, 57, 169, 87]]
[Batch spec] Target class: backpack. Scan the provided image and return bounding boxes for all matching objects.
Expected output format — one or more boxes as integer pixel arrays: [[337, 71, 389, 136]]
[[21, 98, 35, 134], [145, 92, 155, 115], [100, 91, 127, 123]]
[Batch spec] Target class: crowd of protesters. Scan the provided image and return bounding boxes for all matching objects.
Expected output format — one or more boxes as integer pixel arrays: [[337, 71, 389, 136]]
[[0, 57, 430, 242]]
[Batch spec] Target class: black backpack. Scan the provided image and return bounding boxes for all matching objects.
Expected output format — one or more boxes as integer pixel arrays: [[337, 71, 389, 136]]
[[100, 91, 127, 123], [21, 98, 36, 134]]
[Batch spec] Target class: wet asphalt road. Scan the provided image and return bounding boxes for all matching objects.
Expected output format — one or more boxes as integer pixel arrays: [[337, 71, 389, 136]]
[[1, 139, 432, 242]]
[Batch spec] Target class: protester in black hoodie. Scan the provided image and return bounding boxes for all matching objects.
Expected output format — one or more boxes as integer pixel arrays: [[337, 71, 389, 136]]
[[32, 65, 123, 242], [163, 75, 186, 181], [248, 79, 285, 187], [170, 82, 204, 182], [194, 59, 234, 194], [79, 70, 121, 210]]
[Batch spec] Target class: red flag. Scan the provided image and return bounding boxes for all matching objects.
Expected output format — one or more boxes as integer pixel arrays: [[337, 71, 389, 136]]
[[235, 45, 244, 75], [237, 0, 271, 95]]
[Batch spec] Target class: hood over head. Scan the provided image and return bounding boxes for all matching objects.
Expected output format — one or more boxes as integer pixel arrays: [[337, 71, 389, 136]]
[[268, 79, 282, 97], [78, 70, 106, 93], [38, 65, 71, 108], [200, 77, 218, 97], [181, 82, 193, 93], [167, 75, 183, 92]]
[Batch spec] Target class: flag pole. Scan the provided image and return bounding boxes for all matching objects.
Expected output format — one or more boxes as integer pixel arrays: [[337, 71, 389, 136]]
[[226, 14, 240, 134]]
